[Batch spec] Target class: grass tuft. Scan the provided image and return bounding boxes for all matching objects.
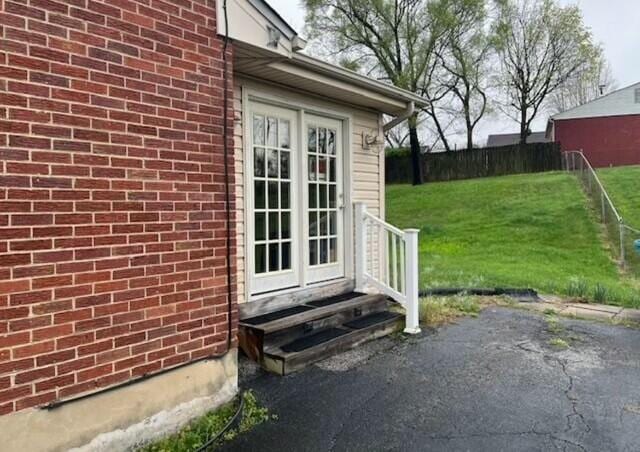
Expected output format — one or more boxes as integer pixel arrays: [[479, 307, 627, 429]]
[[419, 296, 482, 327], [139, 390, 272, 452], [548, 338, 569, 349]]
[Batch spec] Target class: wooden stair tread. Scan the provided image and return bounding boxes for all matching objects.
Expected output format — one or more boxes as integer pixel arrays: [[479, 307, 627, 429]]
[[262, 311, 404, 374], [239, 293, 386, 334]]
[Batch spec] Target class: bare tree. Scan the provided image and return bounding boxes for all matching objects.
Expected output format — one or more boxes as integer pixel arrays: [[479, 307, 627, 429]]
[[303, 0, 444, 184], [494, 0, 601, 144], [550, 55, 617, 114], [430, 0, 493, 150]]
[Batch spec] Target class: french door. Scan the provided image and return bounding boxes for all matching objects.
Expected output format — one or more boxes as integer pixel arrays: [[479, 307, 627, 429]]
[[247, 102, 345, 297], [304, 115, 345, 284]]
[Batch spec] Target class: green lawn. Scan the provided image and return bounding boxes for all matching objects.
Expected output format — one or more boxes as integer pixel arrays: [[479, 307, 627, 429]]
[[597, 165, 640, 277], [386, 172, 639, 307], [598, 165, 640, 227]]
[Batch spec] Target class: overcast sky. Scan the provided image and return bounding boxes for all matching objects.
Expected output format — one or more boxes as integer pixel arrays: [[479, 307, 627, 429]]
[[267, 0, 639, 144]]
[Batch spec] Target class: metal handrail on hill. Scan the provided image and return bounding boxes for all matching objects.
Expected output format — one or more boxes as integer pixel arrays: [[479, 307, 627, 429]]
[[564, 150, 639, 270]]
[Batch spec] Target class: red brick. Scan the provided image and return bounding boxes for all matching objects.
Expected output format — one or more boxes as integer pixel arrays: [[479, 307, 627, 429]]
[[36, 348, 75, 366], [13, 341, 55, 359], [0, 0, 237, 415]]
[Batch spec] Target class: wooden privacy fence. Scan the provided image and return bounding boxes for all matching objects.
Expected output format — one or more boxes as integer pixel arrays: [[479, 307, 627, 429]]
[[386, 143, 563, 184]]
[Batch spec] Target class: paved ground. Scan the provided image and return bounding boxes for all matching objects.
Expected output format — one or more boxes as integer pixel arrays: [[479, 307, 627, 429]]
[[224, 307, 640, 451]]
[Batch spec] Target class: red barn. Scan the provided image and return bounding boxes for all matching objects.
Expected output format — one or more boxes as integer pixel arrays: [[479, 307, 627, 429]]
[[547, 82, 640, 168]]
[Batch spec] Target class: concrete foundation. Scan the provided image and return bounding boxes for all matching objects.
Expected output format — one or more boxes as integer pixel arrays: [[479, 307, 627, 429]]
[[0, 351, 238, 452]]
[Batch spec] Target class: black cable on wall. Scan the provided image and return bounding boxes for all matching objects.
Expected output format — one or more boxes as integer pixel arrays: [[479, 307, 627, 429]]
[[221, 0, 233, 352]]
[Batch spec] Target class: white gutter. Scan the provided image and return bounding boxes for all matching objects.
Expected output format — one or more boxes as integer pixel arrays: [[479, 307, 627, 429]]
[[383, 101, 415, 132]]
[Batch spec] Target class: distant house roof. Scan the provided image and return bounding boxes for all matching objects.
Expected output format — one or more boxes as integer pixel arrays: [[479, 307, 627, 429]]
[[486, 132, 549, 147], [551, 81, 640, 121]]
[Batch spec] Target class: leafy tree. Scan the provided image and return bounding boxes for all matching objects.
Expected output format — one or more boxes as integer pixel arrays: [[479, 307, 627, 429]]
[[303, 0, 443, 184], [494, 0, 601, 144], [430, 0, 493, 150]]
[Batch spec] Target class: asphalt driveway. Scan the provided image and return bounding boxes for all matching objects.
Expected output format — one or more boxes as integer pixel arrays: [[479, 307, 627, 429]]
[[225, 307, 640, 451]]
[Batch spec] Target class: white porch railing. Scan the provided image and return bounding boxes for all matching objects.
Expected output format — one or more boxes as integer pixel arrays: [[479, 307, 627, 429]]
[[354, 202, 421, 334]]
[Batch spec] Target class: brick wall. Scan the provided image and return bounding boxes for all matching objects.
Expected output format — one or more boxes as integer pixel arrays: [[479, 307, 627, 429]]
[[0, 0, 236, 415]]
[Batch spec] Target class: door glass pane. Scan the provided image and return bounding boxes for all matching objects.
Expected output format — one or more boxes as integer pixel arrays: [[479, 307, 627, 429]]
[[329, 158, 336, 182], [309, 239, 317, 266], [255, 244, 266, 274], [280, 119, 290, 149], [309, 211, 318, 237], [281, 183, 290, 209], [267, 149, 278, 177], [281, 212, 290, 239], [280, 151, 290, 179], [319, 239, 328, 264], [309, 184, 317, 209], [253, 115, 264, 145], [254, 148, 265, 177], [255, 213, 266, 241], [268, 181, 278, 209], [269, 243, 279, 271], [281, 242, 291, 270], [319, 184, 327, 208], [308, 127, 316, 152], [267, 117, 277, 147], [319, 211, 328, 235], [318, 157, 327, 181], [318, 128, 326, 154], [329, 211, 336, 235], [269, 212, 279, 240], [308, 156, 316, 181], [328, 185, 336, 209], [328, 129, 336, 155], [329, 238, 337, 263], [255, 180, 265, 209]]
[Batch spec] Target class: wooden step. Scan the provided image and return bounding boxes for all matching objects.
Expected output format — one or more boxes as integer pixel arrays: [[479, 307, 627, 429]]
[[238, 292, 389, 362], [262, 311, 404, 375], [239, 293, 386, 334]]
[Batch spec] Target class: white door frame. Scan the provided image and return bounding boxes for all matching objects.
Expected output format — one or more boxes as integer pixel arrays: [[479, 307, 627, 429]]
[[242, 87, 354, 302]]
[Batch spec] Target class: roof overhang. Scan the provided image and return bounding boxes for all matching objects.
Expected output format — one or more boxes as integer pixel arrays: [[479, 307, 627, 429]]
[[234, 42, 428, 116], [221, 0, 428, 116]]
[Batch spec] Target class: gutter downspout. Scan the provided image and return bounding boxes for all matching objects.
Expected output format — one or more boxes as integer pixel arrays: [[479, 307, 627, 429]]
[[383, 101, 415, 132]]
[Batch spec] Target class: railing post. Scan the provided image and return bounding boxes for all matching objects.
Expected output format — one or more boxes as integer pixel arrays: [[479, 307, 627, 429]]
[[355, 202, 367, 293], [403, 228, 421, 334]]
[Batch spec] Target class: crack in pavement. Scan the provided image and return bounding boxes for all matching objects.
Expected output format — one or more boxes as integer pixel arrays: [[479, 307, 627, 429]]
[[514, 340, 591, 451]]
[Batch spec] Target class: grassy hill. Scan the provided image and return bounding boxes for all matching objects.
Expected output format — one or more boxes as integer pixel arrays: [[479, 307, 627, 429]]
[[386, 172, 639, 307], [597, 165, 640, 277], [598, 165, 640, 227]]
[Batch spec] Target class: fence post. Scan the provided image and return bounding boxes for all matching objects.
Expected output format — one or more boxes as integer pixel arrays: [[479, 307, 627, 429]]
[[403, 229, 421, 334], [620, 221, 626, 268], [355, 202, 367, 293]]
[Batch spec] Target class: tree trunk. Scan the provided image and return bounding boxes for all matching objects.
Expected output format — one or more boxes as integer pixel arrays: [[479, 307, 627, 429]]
[[408, 114, 423, 185], [466, 116, 473, 150], [519, 107, 528, 145]]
